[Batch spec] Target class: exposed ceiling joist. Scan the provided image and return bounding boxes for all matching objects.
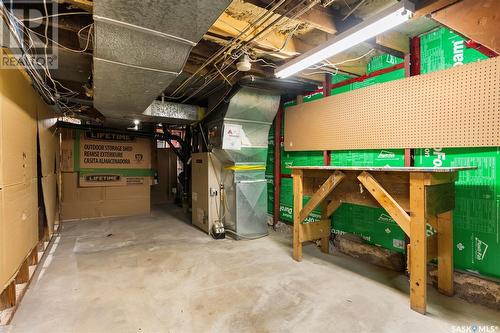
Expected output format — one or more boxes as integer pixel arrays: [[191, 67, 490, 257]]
[[244, 0, 337, 34], [208, 12, 301, 57], [414, 0, 461, 17], [57, 0, 93, 12], [375, 30, 409, 54]]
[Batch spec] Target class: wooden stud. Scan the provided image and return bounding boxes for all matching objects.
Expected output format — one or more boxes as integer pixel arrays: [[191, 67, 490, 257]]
[[319, 201, 331, 253], [0, 281, 16, 310], [409, 172, 428, 314], [437, 211, 454, 296], [299, 171, 345, 223], [357, 171, 410, 236], [28, 246, 38, 266], [292, 169, 304, 261], [15, 259, 30, 284]]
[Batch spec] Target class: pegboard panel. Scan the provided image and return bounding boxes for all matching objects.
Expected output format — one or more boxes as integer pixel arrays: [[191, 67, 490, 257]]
[[284, 56, 500, 151]]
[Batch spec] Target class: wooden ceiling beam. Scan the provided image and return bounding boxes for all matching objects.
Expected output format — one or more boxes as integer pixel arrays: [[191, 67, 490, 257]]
[[414, 0, 461, 18], [244, 0, 337, 34], [375, 31, 409, 55], [208, 12, 303, 57], [58, 0, 93, 13]]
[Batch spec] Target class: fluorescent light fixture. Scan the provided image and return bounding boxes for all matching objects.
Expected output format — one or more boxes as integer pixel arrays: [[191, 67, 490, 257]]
[[275, 1, 414, 78]]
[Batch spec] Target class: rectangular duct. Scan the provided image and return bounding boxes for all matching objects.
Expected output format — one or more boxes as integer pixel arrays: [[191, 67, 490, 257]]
[[92, 0, 232, 124]]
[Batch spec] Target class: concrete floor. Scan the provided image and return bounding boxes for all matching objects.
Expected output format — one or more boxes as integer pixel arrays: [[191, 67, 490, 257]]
[[2, 205, 499, 333]]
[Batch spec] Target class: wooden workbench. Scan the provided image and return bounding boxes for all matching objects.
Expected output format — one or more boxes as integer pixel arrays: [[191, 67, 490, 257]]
[[290, 166, 476, 314]]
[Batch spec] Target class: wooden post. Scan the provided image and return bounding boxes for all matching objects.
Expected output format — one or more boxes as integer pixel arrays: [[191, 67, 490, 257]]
[[0, 281, 16, 310], [409, 172, 428, 314], [437, 210, 454, 296], [28, 246, 39, 266], [320, 202, 330, 253], [292, 169, 304, 261], [15, 259, 30, 284]]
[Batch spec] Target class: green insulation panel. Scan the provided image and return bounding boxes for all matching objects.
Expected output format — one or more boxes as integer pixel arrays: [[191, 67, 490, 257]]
[[279, 178, 321, 223], [367, 54, 403, 73], [416, 28, 498, 279], [330, 148, 406, 253], [420, 27, 488, 74], [414, 148, 500, 279], [332, 204, 406, 253], [266, 174, 274, 215], [330, 149, 405, 167]]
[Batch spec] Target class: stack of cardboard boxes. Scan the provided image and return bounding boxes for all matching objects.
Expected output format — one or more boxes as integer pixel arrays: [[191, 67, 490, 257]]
[[0, 58, 39, 291], [59, 129, 153, 221]]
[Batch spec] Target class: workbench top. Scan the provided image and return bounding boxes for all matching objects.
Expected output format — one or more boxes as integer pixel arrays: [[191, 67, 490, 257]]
[[288, 166, 477, 172]]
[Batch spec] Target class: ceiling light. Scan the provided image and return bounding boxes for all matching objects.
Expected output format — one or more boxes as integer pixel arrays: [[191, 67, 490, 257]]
[[236, 54, 252, 72], [133, 119, 140, 125], [275, 1, 414, 78]]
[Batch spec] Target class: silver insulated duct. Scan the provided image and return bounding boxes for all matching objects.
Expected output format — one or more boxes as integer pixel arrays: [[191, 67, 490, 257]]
[[205, 86, 281, 238], [92, 0, 231, 123]]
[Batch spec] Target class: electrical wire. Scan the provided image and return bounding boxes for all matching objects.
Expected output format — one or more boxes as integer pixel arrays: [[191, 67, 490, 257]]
[[169, 0, 287, 98], [0, 2, 89, 111], [224, 228, 269, 240], [22, 12, 91, 22]]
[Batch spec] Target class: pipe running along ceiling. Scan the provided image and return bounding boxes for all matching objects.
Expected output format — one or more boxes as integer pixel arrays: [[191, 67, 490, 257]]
[[92, 0, 233, 125]]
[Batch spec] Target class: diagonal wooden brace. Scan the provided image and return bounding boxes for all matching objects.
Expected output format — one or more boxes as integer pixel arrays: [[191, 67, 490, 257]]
[[299, 171, 345, 223], [357, 171, 410, 236], [326, 200, 342, 218]]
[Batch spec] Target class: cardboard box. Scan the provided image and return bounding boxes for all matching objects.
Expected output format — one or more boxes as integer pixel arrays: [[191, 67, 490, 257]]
[[60, 172, 150, 221], [61, 129, 152, 172], [61, 129, 153, 187], [1, 179, 38, 289], [37, 98, 59, 177], [41, 174, 59, 235], [61, 172, 104, 203], [0, 64, 38, 188]]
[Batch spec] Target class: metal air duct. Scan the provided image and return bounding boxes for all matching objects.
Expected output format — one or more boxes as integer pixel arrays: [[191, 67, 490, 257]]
[[92, 0, 232, 125]]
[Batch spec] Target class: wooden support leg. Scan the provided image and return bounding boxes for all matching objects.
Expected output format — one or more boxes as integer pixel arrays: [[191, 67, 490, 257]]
[[15, 259, 30, 284], [320, 202, 330, 254], [28, 246, 39, 266], [0, 281, 16, 310], [437, 211, 454, 296], [292, 170, 304, 261], [409, 173, 428, 314]]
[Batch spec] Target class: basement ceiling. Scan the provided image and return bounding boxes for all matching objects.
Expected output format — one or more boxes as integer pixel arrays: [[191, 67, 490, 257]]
[[2, 0, 495, 128]]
